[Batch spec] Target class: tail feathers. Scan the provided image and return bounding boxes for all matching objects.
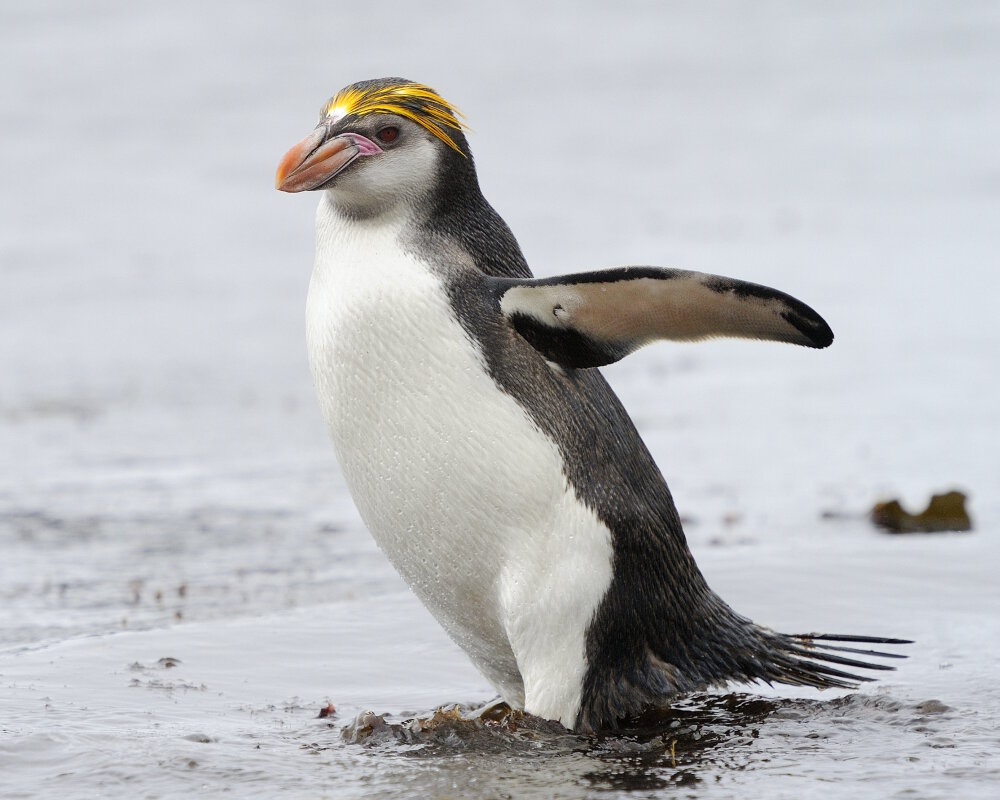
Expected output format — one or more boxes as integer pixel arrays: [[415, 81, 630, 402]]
[[574, 629, 911, 732], [763, 632, 912, 690]]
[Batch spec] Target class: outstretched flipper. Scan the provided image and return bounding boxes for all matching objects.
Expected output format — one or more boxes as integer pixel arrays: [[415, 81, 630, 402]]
[[491, 267, 834, 368]]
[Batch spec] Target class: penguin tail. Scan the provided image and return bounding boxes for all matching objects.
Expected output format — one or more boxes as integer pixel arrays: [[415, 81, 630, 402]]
[[760, 631, 912, 689], [574, 626, 912, 732]]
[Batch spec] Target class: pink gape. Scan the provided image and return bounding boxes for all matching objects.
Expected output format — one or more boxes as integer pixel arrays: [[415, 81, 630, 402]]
[[341, 132, 383, 156]]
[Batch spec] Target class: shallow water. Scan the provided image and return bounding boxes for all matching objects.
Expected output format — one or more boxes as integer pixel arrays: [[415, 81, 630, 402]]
[[3, 1, 999, 798], [4, 564, 999, 799]]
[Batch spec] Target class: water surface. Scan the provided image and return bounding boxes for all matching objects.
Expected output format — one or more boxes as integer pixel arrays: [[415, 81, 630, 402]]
[[2, 2, 999, 798]]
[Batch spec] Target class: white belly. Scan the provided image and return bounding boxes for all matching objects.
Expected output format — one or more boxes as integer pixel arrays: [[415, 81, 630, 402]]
[[305, 196, 613, 726]]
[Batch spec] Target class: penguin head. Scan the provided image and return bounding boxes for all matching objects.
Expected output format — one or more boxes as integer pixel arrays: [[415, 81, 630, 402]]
[[276, 78, 473, 218]]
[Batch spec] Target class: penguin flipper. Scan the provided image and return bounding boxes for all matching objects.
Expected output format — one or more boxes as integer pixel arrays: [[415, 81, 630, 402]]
[[492, 267, 834, 369]]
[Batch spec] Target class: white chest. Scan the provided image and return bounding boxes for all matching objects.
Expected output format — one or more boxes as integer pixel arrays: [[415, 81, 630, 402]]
[[304, 197, 614, 726]]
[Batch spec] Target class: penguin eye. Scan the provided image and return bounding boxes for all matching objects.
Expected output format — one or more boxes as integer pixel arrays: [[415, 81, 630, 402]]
[[376, 126, 399, 144]]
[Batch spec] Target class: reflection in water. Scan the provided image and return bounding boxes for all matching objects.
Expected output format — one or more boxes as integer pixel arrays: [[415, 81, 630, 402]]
[[313, 692, 919, 796]]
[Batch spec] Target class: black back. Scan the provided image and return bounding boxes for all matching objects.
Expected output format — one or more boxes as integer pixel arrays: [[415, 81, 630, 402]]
[[404, 152, 766, 731], [400, 117, 907, 733]]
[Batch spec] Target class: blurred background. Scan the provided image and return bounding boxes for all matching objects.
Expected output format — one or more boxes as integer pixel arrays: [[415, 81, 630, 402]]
[[2, 0, 999, 637], [2, 0, 998, 638], [2, 2, 999, 796]]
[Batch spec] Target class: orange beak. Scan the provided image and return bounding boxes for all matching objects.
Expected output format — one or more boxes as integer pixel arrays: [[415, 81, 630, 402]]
[[275, 128, 378, 193]]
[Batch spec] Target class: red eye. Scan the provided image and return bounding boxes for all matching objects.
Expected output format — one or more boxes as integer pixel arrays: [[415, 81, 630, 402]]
[[376, 126, 399, 144]]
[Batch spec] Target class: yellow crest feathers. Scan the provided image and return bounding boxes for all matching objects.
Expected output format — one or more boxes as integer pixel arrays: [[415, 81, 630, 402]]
[[323, 80, 468, 155]]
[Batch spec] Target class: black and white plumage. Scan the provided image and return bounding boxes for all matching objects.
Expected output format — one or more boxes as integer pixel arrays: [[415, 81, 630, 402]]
[[276, 78, 907, 733]]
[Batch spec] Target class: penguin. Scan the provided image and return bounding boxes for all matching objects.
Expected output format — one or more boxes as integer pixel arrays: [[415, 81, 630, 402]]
[[275, 78, 908, 733]]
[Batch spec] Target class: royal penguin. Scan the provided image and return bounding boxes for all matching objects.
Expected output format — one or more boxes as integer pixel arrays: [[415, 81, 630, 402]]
[[275, 78, 907, 733]]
